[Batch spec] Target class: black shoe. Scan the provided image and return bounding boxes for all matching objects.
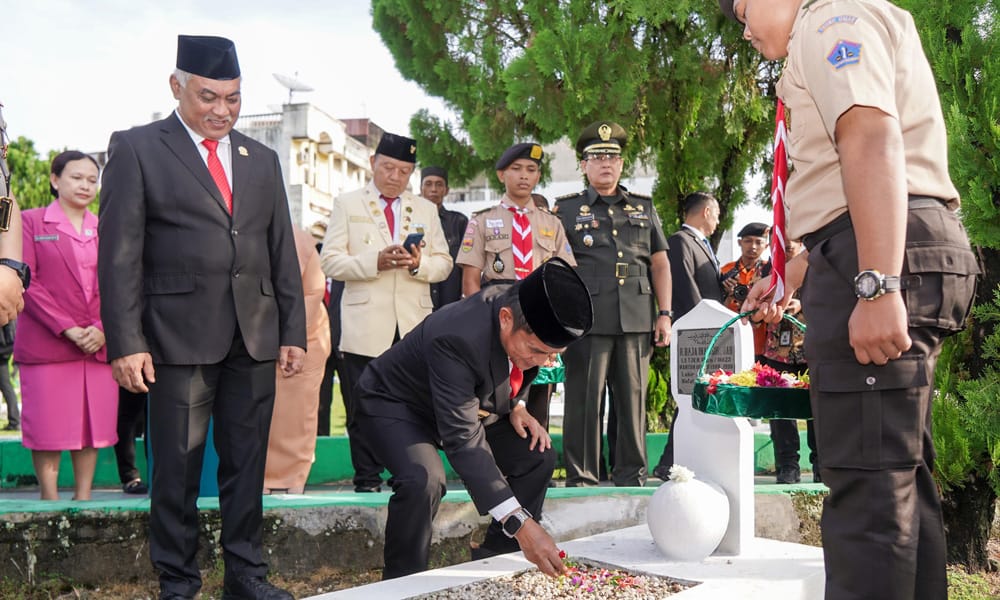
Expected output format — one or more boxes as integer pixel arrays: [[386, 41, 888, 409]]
[[2, 423, 19, 431], [159, 592, 194, 600], [652, 464, 672, 482], [353, 484, 381, 493], [776, 465, 802, 484], [222, 574, 293, 600], [123, 479, 148, 495]]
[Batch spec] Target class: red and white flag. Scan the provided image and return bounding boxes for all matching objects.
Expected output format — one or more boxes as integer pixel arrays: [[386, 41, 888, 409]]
[[765, 98, 789, 303]]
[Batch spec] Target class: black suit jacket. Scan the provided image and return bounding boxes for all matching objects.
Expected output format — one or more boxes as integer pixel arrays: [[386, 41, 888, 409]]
[[667, 227, 723, 320], [357, 287, 536, 514], [430, 205, 469, 310], [98, 113, 306, 364]]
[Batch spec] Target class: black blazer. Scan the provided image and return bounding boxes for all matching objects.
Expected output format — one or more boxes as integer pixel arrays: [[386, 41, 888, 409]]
[[667, 227, 724, 319], [356, 287, 536, 514], [98, 113, 306, 364]]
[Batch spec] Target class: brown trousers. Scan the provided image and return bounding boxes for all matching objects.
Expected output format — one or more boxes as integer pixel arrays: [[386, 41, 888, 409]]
[[801, 200, 977, 600]]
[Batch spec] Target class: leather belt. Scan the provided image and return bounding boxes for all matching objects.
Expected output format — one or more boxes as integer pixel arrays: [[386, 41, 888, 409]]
[[576, 263, 647, 279], [803, 195, 947, 251]]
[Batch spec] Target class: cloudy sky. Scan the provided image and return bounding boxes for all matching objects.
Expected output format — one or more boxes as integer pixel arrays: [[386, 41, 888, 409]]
[[3, 0, 450, 154]]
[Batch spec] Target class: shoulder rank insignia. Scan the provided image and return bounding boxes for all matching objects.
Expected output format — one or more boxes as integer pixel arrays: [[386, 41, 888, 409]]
[[556, 191, 585, 202]]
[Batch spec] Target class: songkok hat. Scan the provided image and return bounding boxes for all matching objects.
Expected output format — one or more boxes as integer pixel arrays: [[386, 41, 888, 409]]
[[517, 257, 593, 348], [176, 35, 241, 80], [719, 0, 738, 21], [375, 132, 417, 163], [421, 166, 448, 184], [496, 142, 544, 171], [738, 222, 770, 238], [576, 121, 627, 158]]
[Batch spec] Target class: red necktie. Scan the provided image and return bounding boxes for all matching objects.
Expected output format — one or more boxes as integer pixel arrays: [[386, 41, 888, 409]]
[[510, 365, 524, 399], [381, 195, 396, 239], [201, 139, 232, 213], [323, 278, 332, 307], [506, 205, 532, 280]]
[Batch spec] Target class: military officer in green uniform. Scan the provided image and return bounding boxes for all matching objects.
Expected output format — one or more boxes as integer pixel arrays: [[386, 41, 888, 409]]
[[555, 121, 672, 487]]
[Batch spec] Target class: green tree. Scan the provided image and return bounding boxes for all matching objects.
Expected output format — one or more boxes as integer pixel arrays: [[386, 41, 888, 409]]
[[6, 136, 55, 210], [372, 0, 778, 231], [896, 0, 1000, 570]]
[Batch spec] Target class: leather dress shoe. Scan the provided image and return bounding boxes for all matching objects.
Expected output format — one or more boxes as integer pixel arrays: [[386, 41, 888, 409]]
[[652, 464, 672, 482], [776, 465, 802, 484], [353, 484, 381, 493], [222, 574, 293, 600], [159, 592, 194, 600]]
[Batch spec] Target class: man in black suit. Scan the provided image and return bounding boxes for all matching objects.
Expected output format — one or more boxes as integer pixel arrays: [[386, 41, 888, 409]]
[[652, 191, 724, 480], [355, 257, 592, 580], [98, 35, 306, 600], [420, 166, 468, 310]]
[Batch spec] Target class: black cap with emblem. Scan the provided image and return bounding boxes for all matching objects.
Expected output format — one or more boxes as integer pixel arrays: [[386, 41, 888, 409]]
[[517, 257, 593, 348], [376, 132, 417, 163], [575, 121, 627, 158], [176, 35, 241, 80], [496, 142, 544, 171]]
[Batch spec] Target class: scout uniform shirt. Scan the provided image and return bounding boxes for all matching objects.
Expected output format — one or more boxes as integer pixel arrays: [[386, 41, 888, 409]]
[[778, 0, 960, 240], [456, 198, 575, 285], [555, 186, 668, 335]]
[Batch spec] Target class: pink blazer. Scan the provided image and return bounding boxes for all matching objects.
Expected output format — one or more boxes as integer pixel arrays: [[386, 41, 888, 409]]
[[14, 202, 106, 364]]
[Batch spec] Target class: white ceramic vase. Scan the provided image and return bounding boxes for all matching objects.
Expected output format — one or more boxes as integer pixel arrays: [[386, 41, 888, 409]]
[[646, 465, 730, 561]]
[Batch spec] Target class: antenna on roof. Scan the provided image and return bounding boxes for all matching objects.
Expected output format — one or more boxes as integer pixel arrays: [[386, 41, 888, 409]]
[[272, 72, 314, 105]]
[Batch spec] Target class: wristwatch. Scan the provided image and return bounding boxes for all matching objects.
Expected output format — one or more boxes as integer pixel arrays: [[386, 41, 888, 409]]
[[0, 258, 30, 290], [853, 269, 899, 301], [657, 309, 674, 319], [501, 507, 532, 538]]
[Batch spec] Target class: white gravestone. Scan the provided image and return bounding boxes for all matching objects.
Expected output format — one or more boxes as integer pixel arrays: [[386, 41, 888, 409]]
[[670, 299, 755, 555]]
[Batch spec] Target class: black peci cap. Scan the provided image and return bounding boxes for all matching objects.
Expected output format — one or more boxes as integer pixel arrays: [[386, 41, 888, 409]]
[[576, 121, 627, 158], [738, 222, 770, 238], [375, 132, 417, 163], [517, 257, 593, 348], [176, 35, 241, 80], [496, 142, 544, 171], [421, 166, 448, 184], [719, 0, 738, 21]]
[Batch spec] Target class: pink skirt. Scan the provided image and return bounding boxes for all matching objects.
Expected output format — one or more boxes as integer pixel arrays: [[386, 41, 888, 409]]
[[20, 359, 119, 451]]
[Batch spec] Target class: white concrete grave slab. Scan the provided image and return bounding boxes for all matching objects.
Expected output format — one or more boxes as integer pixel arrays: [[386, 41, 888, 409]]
[[670, 299, 756, 555]]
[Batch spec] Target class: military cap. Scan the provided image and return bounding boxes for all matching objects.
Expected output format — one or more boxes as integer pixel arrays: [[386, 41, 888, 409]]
[[738, 222, 770, 238], [576, 121, 627, 158], [375, 132, 417, 163], [719, 0, 738, 21], [518, 257, 593, 348], [496, 142, 544, 171], [176, 35, 241, 80], [421, 166, 448, 184]]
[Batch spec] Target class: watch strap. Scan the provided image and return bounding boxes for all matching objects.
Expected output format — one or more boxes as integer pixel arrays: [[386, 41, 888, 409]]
[[658, 309, 674, 319]]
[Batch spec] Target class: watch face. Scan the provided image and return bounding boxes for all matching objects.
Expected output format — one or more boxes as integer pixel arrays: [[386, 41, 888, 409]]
[[855, 272, 880, 298]]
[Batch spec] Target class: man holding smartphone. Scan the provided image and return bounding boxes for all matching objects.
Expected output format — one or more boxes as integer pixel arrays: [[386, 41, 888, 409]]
[[320, 132, 452, 492]]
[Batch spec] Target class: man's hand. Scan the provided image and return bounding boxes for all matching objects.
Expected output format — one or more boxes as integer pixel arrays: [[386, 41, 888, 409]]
[[654, 316, 671, 347], [0, 267, 24, 325], [849, 294, 911, 365], [406, 240, 422, 274], [112, 352, 156, 393], [514, 519, 567, 577], [378, 244, 416, 272], [509, 403, 551, 452], [279, 345, 305, 377]]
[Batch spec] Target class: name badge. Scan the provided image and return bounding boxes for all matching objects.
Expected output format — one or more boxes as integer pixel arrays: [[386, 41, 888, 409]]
[[486, 218, 504, 229], [34, 234, 59, 242], [349, 216, 371, 223]]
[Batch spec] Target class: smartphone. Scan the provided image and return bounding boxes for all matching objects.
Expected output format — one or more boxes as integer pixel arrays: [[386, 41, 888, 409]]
[[403, 232, 424, 252]]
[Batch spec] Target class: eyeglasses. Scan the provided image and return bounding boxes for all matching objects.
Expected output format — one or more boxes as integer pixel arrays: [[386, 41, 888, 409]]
[[585, 154, 622, 163]]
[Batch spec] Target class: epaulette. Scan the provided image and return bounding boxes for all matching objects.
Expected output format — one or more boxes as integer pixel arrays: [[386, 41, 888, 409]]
[[627, 192, 652, 200], [471, 206, 493, 217], [556, 191, 585, 202]]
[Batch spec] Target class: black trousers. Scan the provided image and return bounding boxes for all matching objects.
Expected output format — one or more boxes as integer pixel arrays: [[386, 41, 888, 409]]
[[358, 414, 555, 580], [802, 201, 976, 600], [115, 387, 147, 484], [317, 349, 349, 437], [147, 334, 277, 597], [340, 352, 387, 489]]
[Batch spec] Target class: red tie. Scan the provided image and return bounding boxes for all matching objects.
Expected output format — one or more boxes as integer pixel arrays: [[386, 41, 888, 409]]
[[510, 365, 524, 399], [381, 195, 396, 239], [201, 139, 232, 213], [323, 278, 332, 307], [506, 205, 532, 280]]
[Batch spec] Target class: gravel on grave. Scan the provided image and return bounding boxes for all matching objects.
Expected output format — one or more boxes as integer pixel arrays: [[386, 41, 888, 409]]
[[406, 558, 697, 599]]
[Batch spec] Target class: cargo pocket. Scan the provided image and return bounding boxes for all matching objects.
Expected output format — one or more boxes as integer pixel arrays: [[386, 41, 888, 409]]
[[811, 355, 928, 470], [903, 244, 978, 332]]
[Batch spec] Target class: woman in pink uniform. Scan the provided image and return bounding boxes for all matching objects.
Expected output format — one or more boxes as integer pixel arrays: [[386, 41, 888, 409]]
[[15, 150, 118, 500]]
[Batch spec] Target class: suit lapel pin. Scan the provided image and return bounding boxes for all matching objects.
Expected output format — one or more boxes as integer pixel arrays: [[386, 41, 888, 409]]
[[237, 146, 249, 157]]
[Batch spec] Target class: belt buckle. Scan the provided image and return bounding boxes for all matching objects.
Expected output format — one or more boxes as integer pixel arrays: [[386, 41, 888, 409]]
[[615, 263, 628, 279]]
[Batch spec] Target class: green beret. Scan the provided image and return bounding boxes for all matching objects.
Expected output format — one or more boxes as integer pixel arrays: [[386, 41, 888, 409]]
[[496, 142, 544, 170], [576, 121, 627, 157]]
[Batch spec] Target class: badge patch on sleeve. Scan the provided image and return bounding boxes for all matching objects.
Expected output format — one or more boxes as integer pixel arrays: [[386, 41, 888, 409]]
[[827, 40, 862, 69], [817, 15, 858, 33]]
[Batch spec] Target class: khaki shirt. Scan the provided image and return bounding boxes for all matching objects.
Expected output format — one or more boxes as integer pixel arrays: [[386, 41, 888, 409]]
[[457, 199, 575, 283], [778, 0, 959, 239]]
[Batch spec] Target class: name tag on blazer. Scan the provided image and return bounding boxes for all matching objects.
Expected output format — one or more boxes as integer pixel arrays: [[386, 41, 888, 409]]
[[349, 216, 372, 223], [34, 234, 60, 242]]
